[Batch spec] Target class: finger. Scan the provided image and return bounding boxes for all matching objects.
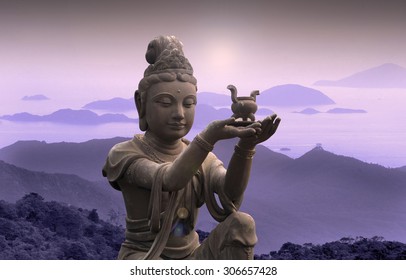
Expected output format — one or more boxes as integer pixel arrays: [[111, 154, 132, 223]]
[[270, 117, 281, 134], [262, 117, 281, 138], [254, 127, 262, 134], [255, 115, 280, 142], [260, 116, 274, 134], [259, 115, 272, 126], [264, 114, 280, 131], [211, 117, 235, 128], [246, 122, 261, 129], [235, 127, 257, 138], [220, 117, 236, 126]]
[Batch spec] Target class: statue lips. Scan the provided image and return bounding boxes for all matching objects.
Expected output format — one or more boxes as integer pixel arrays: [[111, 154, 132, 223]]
[[168, 122, 187, 130]]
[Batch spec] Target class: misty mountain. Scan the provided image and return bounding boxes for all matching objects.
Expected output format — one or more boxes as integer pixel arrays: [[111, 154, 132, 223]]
[[314, 63, 406, 88], [1, 138, 405, 253], [0, 109, 137, 125], [239, 146, 406, 252], [1, 103, 273, 128], [194, 104, 232, 128], [197, 92, 231, 106], [326, 108, 367, 114], [80, 85, 331, 115], [0, 137, 129, 181], [0, 160, 124, 220], [294, 108, 321, 115], [257, 108, 275, 115], [21, 94, 50, 101], [82, 97, 134, 112], [294, 108, 367, 115], [259, 84, 335, 106], [81, 92, 231, 113]]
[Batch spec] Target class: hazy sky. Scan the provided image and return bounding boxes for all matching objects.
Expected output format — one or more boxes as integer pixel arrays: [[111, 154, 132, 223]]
[[1, 0, 406, 109]]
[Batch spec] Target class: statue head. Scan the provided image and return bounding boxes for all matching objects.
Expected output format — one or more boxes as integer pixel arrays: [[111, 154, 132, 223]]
[[135, 35, 198, 133]]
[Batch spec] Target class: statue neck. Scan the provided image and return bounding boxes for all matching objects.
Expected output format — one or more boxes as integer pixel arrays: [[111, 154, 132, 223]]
[[143, 131, 184, 156]]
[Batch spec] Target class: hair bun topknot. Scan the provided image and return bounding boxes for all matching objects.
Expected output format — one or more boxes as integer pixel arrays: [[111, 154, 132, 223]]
[[143, 35, 193, 77]]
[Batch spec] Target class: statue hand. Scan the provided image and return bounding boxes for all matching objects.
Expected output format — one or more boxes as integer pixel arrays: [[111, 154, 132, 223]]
[[201, 118, 259, 145], [238, 114, 281, 149]]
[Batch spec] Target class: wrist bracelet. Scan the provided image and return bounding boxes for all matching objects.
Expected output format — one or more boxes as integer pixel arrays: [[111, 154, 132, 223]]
[[194, 134, 214, 152], [234, 144, 256, 159]]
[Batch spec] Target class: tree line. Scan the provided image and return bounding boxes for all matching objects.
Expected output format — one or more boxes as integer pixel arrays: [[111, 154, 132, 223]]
[[1, 193, 405, 260], [254, 237, 406, 260], [0, 193, 124, 259]]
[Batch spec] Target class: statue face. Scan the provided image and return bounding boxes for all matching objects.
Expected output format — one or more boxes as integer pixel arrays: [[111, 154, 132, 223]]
[[145, 80, 197, 141]]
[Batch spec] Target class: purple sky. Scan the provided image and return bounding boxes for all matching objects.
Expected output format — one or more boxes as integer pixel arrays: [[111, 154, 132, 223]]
[[1, 0, 406, 112]]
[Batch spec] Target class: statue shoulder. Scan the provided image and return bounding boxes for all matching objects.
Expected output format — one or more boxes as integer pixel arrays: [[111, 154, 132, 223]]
[[103, 135, 149, 188], [108, 135, 145, 157]]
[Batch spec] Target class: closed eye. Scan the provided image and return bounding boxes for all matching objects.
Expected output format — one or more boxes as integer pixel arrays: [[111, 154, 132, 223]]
[[156, 97, 172, 107], [183, 102, 195, 108], [183, 97, 196, 108]]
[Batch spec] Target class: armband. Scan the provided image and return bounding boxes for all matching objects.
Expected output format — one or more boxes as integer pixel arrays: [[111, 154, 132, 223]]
[[193, 134, 214, 152], [234, 144, 256, 159]]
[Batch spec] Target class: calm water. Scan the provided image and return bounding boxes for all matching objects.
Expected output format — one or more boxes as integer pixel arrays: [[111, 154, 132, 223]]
[[1, 87, 405, 167]]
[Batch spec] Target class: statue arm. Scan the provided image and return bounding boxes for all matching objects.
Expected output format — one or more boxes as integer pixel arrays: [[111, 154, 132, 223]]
[[162, 118, 259, 192], [219, 114, 281, 206], [222, 143, 255, 206], [124, 133, 219, 192], [123, 118, 261, 192], [162, 135, 215, 191], [123, 137, 211, 191]]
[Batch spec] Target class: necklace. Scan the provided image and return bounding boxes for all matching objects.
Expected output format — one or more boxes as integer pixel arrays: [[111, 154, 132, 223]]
[[138, 135, 166, 163]]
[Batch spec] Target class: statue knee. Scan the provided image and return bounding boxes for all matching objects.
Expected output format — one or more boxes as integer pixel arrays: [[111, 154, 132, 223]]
[[225, 212, 257, 247]]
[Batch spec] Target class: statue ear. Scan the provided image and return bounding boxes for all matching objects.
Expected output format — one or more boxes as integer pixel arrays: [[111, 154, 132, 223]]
[[134, 90, 148, 131], [134, 90, 142, 113]]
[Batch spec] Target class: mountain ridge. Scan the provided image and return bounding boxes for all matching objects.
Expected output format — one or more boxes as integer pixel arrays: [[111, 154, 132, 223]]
[[314, 63, 406, 88], [0, 109, 137, 125], [0, 160, 124, 220], [78, 84, 335, 114], [260, 84, 335, 106], [1, 138, 405, 252], [0, 137, 130, 181]]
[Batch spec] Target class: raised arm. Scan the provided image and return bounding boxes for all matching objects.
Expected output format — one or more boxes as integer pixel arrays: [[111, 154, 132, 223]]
[[164, 117, 264, 191], [126, 118, 258, 192], [222, 114, 281, 204]]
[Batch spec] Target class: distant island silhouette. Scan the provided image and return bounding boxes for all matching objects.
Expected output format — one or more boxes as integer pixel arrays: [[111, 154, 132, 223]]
[[294, 107, 367, 115], [0, 104, 274, 127], [260, 84, 335, 106], [0, 109, 137, 125], [81, 85, 335, 113], [294, 108, 321, 115], [82, 97, 134, 112], [314, 63, 406, 88], [21, 94, 50, 101]]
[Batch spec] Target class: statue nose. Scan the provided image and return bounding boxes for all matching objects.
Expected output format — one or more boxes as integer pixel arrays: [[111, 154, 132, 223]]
[[172, 104, 185, 119]]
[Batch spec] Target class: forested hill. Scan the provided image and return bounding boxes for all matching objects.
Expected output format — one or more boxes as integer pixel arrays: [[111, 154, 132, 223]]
[[0, 193, 124, 260], [1, 194, 405, 260], [0, 137, 129, 181], [0, 160, 124, 221]]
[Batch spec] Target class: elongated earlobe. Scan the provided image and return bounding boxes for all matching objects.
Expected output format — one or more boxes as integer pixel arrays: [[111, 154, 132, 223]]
[[139, 118, 148, 131], [134, 90, 148, 131]]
